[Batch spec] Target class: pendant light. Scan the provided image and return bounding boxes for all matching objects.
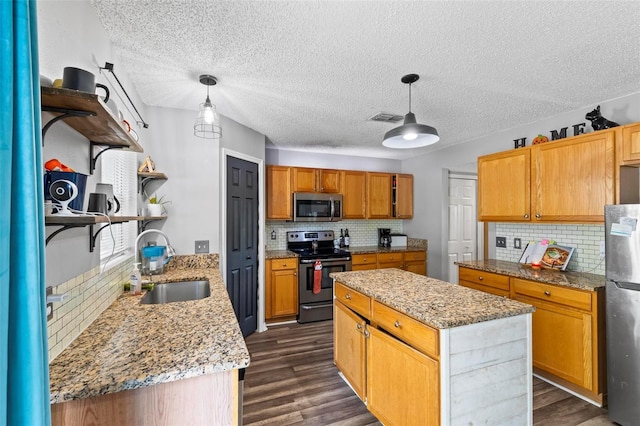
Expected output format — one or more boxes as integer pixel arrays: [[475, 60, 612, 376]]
[[382, 74, 439, 148], [194, 74, 222, 139]]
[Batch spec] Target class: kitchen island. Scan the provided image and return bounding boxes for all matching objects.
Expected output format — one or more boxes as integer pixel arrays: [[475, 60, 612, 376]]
[[331, 268, 536, 426], [49, 254, 249, 426]]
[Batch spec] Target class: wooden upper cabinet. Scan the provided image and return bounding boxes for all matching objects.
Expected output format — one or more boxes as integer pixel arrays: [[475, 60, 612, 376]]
[[621, 122, 640, 164], [292, 167, 341, 193], [266, 166, 292, 220], [366, 172, 392, 218], [532, 130, 615, 223], [394, 174, 413, 219], [341, 170, 367, 219], [478, 148, 531, 222]]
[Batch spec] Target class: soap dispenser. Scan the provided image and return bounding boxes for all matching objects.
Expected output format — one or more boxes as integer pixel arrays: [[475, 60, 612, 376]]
[[130, 262, 142, 295]]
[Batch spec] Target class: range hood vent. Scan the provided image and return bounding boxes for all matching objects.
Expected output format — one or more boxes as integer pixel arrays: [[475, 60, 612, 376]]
[[368, 112, 404, 123]]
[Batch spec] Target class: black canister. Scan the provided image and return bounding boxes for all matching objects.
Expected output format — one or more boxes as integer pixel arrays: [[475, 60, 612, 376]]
[[62, 67, 109, 102]]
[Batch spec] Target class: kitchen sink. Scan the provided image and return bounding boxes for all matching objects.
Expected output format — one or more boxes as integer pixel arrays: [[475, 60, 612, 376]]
[[140, 280, 210, 304]]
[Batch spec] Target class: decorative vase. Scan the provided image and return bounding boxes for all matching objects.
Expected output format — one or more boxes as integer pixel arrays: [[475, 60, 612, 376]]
[[147, 203, 163, 216]]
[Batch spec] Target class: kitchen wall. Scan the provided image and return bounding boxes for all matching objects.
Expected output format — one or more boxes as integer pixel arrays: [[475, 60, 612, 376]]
[[266, 148, 400, 171], [403, 92, 640, 281]]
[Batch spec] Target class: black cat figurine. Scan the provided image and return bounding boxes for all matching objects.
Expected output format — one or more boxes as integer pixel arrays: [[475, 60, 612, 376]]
[[585, 105, 619, 130]]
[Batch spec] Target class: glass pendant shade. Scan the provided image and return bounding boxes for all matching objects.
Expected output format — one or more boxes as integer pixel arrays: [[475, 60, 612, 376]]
[[382, 74, 439, 149], [194, 75, 222, 139]]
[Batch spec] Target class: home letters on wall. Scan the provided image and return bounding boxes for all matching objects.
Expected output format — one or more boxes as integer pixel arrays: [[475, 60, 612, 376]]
[[513, 123, 586, 148]]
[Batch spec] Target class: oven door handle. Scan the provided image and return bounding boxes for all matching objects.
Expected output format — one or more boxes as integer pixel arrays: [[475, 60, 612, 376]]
[[301, 303, 334, 310], [299, 257, 351, 264], [330, 197, 335, 222]]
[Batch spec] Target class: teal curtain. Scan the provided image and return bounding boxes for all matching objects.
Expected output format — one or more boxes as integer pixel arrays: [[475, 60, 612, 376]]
[[1, 1, 51, 425]]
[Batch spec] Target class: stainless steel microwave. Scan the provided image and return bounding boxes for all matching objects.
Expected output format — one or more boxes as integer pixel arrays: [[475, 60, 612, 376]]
[[292, 193, 342, 222]]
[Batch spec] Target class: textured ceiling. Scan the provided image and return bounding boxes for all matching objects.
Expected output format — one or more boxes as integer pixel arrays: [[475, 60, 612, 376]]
[[92, 0, 640, 160]]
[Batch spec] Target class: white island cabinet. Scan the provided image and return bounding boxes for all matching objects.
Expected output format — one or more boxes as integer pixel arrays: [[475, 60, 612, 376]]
[[332, 268, 535, 426]]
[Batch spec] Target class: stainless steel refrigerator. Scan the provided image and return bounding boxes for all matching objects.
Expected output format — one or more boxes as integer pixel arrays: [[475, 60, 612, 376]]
[[605, 204, 640, 426]]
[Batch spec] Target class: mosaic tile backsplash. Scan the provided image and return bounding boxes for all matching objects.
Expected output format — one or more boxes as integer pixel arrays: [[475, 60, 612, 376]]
[[266, 220, 403, 250], [495, 223, 605, 276]]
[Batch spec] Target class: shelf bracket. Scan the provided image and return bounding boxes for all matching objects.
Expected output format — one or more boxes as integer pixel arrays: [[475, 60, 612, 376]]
[[139, 176, 155, 195], [41, 106, 96, 145], [89, 223, 113, 252], [89, 143, 123, 175]]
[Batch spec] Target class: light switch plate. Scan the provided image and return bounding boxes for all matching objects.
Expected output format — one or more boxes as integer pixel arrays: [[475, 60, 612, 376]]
[[600, 241, 605, 259], [46, 287, 53, 321], [496, 236, 507, 248], [195, 240, 209, 254]]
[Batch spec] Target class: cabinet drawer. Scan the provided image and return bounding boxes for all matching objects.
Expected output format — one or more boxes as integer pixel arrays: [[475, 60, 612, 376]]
[[335, 282, 371, 318], [404, 251, 426, 261], [459, 267, 509, 292], [378, 252, 403, 263], [512, 278, 592, 311], [372, 300, 439, 359], [270, 258, 298, 270], [352, 253, 377, 266]]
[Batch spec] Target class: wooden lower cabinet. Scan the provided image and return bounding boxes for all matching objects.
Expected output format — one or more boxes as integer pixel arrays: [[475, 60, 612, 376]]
[[351, 253, 377, 271], [458, 266, 510, 297], [265, 258, 298, 320], [367, 326, 439, 426], [403, 250, 427, 276], [334, 301, 367, 400], [351, 251, 427, 275], [377, 252, 403, 270]]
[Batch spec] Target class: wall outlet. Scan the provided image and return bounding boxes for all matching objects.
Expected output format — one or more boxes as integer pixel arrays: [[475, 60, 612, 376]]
[[514, 238, 521, 249], [46, 287, 53, 322], [195, 240, 209, 254], [496, 236, 507, 248], [600, 241, 605, 259]]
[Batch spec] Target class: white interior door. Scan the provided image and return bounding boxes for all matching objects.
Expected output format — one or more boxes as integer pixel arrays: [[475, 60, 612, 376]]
[[447, 177, 478, 284]]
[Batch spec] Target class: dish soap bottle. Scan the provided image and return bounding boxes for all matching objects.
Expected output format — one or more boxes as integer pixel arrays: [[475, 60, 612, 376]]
[[130, 262, 142, 295]]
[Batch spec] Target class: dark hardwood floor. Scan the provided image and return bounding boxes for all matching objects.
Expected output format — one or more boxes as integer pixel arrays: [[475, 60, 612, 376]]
[[243, 321, 612, 426]]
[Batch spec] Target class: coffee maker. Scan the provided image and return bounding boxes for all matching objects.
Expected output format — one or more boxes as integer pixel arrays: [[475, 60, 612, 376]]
[[378, 228, 392, 247]]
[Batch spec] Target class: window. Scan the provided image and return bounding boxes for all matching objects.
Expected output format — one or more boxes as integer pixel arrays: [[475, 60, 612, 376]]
[[100, 150, 137, 260]]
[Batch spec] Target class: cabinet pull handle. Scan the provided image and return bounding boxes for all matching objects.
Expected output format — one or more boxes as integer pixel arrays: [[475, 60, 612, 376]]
[[478, 276, 483, 281], [544, 290, 551, 296], [345, 294, 352, 300], [394, 321, 400, 328], [524, 214, 529, 219]]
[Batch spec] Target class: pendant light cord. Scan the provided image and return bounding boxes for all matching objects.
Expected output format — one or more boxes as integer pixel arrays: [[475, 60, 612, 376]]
[[408, 82, 412, 113]]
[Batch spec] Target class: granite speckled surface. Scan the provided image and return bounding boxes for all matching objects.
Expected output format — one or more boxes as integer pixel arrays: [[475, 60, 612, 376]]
[[265, 249, 299, 259], [456, 259, 605, 291], [49, 254, 249, 404], [348, 245, 426, 255], [331, 268, 534, 329]]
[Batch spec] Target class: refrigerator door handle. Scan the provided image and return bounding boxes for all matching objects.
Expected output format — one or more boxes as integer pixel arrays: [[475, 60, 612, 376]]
[[613, 280, 640, 291]]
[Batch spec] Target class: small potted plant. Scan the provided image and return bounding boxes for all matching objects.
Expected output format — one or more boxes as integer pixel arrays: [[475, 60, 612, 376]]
[[147, 194, 170, 216]]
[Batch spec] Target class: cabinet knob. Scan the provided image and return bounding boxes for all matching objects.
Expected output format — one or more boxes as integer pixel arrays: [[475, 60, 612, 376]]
[[363, 258, 367, 261], [356, 323, 362, 330], [524, 214, 529, 219], [544, 290, 551, 296], [394, 321, 401, 328], [345, 294, 352, 300], [478, 276, 483, 281], [283, 263, 286, 267], [293, 272, 297, 276], [535, 213, 541, 219]]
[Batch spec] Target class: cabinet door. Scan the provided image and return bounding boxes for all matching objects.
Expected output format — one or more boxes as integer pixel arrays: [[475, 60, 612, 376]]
[[532, 131, 614, 222], [265, 258, 298, 319], [367, 326, 439, 426], [478, 148, 531, 221], [403, 251, 426, 276], [318, 169, 341, 193], [622, 122, 640, 164], [334, 301, 367, 400], [367, 172, 392, 218], [292, 167, 317, 192], [266, 166, 292, 220], [341, 170, 367, 219], [394, 174, 413, 218], [513, 294, 593, 391]]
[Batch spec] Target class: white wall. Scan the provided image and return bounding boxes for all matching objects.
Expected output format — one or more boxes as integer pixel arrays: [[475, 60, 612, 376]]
[[266, 148, 400, 172], [403, 93, 640, 280]]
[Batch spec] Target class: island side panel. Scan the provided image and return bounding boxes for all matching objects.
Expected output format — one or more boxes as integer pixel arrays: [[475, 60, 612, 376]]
[[441, 314, 532, 426]]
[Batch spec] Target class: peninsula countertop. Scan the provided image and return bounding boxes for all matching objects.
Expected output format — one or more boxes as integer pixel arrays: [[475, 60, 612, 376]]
[[455, 259, 605, 291], [49, 255, 250, 404], [330, 268, 534, 329]]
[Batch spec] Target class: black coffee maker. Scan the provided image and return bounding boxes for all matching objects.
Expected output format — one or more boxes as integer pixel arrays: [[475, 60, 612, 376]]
[[378, 228, 391, 247]]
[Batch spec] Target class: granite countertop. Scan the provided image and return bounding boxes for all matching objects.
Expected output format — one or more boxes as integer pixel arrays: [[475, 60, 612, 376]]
[[49, 255, 250, 404], [265, 249, 299, 259], [331, 268, 534, 329], [455, 259, 605, 291]]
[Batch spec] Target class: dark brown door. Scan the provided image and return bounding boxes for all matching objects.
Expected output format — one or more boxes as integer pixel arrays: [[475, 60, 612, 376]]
[[226, 156, 258, 336]]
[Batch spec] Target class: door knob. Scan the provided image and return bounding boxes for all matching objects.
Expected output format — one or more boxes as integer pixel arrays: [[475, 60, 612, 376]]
[[246, 256, 252, 260]]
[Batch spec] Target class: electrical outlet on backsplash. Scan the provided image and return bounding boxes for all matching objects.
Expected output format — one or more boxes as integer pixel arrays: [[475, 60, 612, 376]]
[[266, 220, 404, 250], [495, 223, 605, 276]]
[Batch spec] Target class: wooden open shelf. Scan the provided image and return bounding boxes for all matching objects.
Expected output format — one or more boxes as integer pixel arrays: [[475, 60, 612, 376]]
[[41, 86, 143, 152]]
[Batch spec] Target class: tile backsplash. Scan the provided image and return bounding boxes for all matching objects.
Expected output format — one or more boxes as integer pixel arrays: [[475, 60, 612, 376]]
[[47, 257, 131, 361], [495, 223, 605, 276], [266, 220, 403, 250]]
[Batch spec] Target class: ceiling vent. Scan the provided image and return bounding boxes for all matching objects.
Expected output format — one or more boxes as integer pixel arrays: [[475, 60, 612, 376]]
[[368, 112, 404, 123]]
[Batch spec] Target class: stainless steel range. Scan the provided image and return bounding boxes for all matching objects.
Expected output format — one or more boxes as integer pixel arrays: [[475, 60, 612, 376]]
[[287, 230, 352, 323]]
